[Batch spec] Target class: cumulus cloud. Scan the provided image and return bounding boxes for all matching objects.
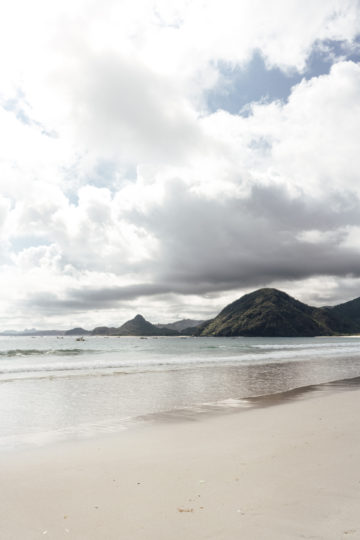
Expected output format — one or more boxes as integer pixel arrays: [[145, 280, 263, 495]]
[[0, 0, 360, 329], [57, 53, 205, 165]]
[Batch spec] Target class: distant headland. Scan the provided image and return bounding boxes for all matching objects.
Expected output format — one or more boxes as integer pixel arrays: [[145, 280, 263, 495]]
[[2, 288, 360, 338]]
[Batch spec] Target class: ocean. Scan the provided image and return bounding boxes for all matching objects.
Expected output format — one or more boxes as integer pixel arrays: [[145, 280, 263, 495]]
[[1, 334, 360, 450]]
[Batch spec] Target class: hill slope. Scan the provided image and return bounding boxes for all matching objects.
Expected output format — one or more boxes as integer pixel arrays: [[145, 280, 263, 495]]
[[330, 297, 360, 330], [65, 327, 90, 336], [114, 314, 179, 336], [198, 288, 354, 337], [156, 319, 206, 332]]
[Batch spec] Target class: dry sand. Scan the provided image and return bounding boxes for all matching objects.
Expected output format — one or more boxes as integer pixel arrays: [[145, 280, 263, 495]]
[[1, 386, 360, 539]]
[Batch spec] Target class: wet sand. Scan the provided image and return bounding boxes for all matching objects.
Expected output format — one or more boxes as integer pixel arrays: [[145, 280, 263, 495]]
[[0, 384, 360, 539]]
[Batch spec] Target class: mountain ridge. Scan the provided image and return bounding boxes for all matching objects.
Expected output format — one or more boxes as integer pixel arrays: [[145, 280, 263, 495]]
[[2, 288, 360, 337], [156, 319, 206, 332], [196, 288, 360, 337], [113, 314, 179, 336]]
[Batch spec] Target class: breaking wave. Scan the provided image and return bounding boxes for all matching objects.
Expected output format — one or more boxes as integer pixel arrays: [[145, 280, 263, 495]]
[[0, 348, 102, 357]]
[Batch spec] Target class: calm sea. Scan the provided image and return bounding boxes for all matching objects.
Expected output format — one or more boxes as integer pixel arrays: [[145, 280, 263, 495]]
[[1, 335, 360, 449]]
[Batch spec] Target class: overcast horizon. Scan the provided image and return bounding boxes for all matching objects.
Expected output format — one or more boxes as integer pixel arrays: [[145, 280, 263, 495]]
[[1, 1, 360, 330]]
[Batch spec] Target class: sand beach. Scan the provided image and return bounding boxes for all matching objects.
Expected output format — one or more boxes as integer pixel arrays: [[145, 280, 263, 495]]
[[1, 384, 359, 540]]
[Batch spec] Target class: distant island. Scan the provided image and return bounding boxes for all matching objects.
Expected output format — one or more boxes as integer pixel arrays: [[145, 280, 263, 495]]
[[2, 288, 360, 337]]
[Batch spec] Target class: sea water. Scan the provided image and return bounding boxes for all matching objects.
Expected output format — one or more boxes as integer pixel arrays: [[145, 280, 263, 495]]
[[1, 335, 360, 449]]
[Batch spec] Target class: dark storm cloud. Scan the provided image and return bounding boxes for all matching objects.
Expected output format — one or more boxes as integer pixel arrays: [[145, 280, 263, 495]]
[[23, 179, 360, 314], [246, 184, 360, 231], [125, 179, 360, 286], [23, 287, 172, 313], [25, 280, 240, 314]]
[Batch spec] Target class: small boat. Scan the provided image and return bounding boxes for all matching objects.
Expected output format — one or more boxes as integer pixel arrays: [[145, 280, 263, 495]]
[[76, 337, 85, 342]]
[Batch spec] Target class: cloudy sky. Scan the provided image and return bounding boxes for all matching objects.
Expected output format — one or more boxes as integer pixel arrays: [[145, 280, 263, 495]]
[[1, 0, 360, 330]]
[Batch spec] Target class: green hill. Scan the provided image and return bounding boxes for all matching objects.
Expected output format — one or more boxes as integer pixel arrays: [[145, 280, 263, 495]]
[[156, 319, 205, 332], [114, 314, 179, 336], [330, 296, 360, 331], [198, 288, 357, 337], [65, 327, 90, 336]]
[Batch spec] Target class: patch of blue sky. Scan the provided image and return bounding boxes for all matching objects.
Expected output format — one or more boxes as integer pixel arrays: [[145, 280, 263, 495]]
[[2, 89, 32, 126], [64, 159, 137, 206], [85, 160, 137, 189], [1, 88, 58, 137], [11, 235, 51, 252], [207, 37, 360, 116], [88, 160, 119, 189], [66, 191, 80, 206]]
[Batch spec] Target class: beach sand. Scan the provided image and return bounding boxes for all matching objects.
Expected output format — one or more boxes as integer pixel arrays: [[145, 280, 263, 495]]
[[0, 386, 360, 539]]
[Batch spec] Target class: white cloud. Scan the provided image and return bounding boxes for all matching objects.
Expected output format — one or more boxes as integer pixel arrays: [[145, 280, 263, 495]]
[[0, 0, 360, 328]]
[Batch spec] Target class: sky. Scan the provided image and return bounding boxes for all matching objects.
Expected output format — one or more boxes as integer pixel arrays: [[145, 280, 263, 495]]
[[1, 0, 360, 330]]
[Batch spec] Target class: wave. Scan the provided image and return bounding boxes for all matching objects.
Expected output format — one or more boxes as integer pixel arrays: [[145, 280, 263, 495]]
[[253, 340, 360, 351], [1, 348, 360, 380], [0, 348, 103, 357], [1, 337, 360, 381]]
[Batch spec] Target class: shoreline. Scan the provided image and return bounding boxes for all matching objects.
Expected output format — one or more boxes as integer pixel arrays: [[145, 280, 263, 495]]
[[1, 382, 360, 539], [2, 373, 360, 455], [1, 373, 360, 455]]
